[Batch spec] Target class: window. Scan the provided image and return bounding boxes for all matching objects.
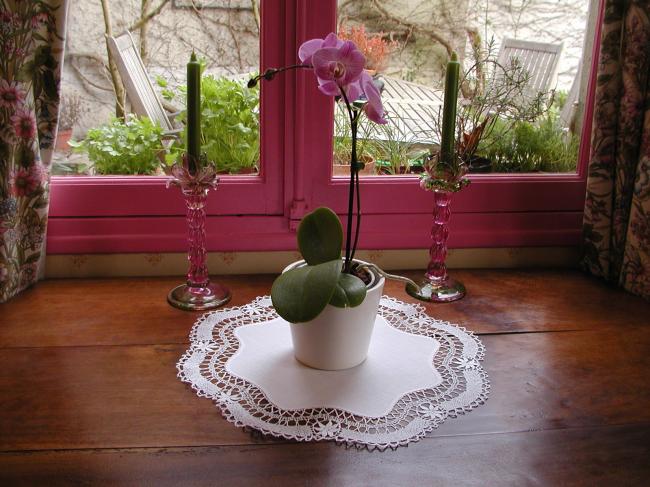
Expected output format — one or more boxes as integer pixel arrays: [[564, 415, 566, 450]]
[[334, 0, 588, 177], [299, 0, 602, 249], [48, 1, 288, 252], [48, 0, 604, 254], [54, 1, 262, 178]]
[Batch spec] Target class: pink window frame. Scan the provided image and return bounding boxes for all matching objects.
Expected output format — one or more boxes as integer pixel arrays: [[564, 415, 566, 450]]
[[293, 0, 604, 249], [47, 1, 293, 253], [47, 0, 604, 254]]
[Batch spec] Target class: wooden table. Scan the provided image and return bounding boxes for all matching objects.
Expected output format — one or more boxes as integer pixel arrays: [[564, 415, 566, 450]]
[[1, 270, 649, 486]]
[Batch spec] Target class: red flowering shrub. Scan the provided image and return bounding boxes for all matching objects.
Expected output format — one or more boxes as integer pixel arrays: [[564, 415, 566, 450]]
[[338, 24, 399, 73]]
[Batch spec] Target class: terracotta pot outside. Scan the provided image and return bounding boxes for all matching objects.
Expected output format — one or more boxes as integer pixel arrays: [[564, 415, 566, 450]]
[[377, 164, 423, 175], [332, 157, 376, 176], [55, 129, 73, 152]]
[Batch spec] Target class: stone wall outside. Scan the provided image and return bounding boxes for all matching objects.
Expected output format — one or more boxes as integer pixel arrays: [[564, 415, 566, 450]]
[[61, 0, 589, 138], [61, 0, 259, 136]]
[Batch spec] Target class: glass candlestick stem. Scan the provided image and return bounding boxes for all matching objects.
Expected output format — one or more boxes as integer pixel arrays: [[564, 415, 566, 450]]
[[407, 190, 465, 302], [168, 186, 231, 311]]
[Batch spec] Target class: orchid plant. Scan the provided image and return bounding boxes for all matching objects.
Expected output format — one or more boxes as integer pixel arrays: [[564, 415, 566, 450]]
[[249, 33, 387, 323]]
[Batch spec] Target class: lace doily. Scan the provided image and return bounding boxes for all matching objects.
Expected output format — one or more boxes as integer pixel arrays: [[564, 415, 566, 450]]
[[177, 296, 490, 451]]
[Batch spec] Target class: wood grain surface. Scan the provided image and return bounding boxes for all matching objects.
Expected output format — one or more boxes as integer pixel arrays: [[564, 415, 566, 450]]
[[1, 270, 649, 486]]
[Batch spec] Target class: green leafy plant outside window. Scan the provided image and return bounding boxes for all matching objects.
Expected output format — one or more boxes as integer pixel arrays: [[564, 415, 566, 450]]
[[166, 75, 260, 174], [69, 115, 164, 175], [334, 108, 428, 174], [478, 100, 579, 173]]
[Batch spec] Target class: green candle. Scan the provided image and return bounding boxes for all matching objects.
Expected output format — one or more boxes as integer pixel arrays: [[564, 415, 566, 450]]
[[187, 52, 201, 174], [440, 51, 460, 165]]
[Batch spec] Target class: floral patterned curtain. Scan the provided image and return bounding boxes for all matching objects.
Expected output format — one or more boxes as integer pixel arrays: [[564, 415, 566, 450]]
[[0, 1, 68, 302], [583, 0, 650, 299]]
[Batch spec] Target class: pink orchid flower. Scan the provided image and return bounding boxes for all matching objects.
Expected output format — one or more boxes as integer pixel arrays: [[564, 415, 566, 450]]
[[312, 41, 365, 96], [332, 71, 389, 124], [359, 71, 387, 124], [299, 33, 387, 125], [298, 32, 343, 65]]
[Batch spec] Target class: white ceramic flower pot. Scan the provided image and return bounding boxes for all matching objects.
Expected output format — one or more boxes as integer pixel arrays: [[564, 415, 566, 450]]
[[282, 260, 385, 370]]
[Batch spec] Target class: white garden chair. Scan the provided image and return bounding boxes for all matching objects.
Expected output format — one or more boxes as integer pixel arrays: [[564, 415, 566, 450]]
[[495, 38, 563, 98], [345, 76, 442, 145], [107, 31, 181, 137], [560, 61, 582, 132]]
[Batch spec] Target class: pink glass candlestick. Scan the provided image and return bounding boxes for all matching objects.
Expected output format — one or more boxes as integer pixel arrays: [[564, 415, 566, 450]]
[[168, 164, 230, 311], [407, 190, 465, 302]]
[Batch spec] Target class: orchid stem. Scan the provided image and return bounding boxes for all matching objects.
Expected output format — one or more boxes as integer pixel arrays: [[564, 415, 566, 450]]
[[351, 157, 361, 265], [247, 64, 312, 87], [339, 85, 358, 274]]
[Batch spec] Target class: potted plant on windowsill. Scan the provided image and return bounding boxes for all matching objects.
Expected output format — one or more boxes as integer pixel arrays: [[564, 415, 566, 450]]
[[249, 33, 390, 370], [274, 206, 384, 370], [159, 73, 260, 175], [451, 40, 552, 174], [333, 107, 376, 176], [55, 94, 83, 152]]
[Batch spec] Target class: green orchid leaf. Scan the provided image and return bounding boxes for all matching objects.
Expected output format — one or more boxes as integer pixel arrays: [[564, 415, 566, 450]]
[[271, 260, 342, 323], [329, 273, 367, 308], [297, 207, 343, 265]]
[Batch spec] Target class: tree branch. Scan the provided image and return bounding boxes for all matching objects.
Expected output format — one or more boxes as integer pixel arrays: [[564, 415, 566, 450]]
[[250, 0, 260, 34], [68, 53, 114, 93], [140, 0, 151, 63], [369, 0, 454, 57], [128, 0, 171, 32], [100, 0, 126, 118]]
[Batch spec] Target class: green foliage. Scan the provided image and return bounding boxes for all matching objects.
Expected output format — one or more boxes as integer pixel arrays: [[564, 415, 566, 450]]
[[554, 90, 568, 110], [271, 260, 343, 323], [168, 75, 260, 174], [330, 273, 367, 308], [364, 120, 429, 174], [154, 75, 176, 102], [478, 103, 579, 173], [69, 115, 163, 175], [454, 38, 553, 166], [271, 207, 367, 323], [334, 107, 428, 174], [298, 207, 343, 265], [333, 107, 373, 165]]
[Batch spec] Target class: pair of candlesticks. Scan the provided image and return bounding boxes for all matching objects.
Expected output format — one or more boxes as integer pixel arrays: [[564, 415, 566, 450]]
[[167, 182, 463, 311]]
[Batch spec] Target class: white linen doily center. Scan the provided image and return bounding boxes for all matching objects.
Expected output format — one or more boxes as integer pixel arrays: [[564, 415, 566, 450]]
[[227, 315, 441, 418]]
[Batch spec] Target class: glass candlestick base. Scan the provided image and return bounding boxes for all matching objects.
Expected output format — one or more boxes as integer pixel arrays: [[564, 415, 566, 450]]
[[168, 281, 231, 311], [406, 277, 465, 303]]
